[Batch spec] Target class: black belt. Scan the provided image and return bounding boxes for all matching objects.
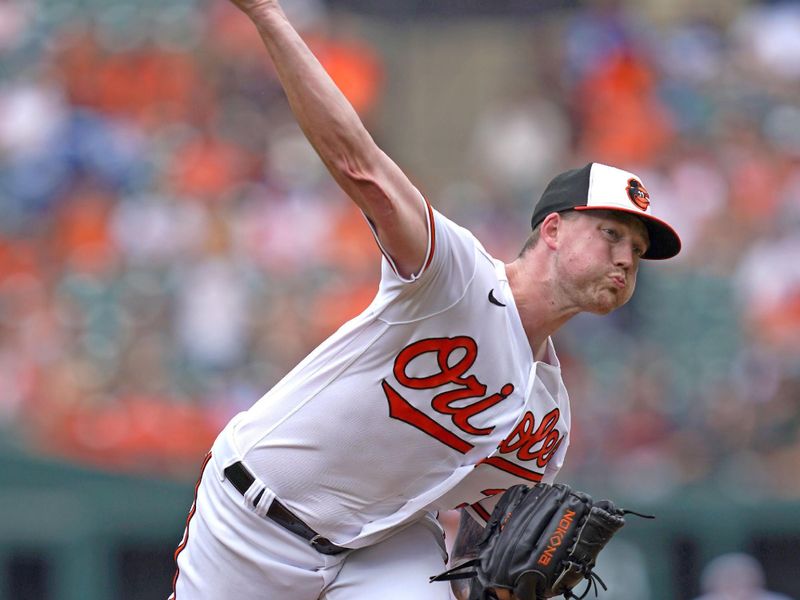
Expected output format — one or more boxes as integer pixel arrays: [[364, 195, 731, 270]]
[[223, 461, 348, 556]]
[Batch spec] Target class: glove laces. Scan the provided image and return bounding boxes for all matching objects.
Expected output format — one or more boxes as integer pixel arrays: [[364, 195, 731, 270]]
[[622, 509, 655, 520], [560, 563, 608, 600], [559, 510, 652, 600]]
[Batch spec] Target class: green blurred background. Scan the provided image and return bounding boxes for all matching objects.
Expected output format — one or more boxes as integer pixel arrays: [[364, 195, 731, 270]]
[[1, 0, 800, 597]]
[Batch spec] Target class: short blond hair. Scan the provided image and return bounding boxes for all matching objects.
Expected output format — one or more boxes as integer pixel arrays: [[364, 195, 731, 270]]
[[518, 210, 578, 257]]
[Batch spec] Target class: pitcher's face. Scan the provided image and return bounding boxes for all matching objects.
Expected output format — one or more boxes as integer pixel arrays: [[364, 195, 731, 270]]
[[554, 211, 649, 315]]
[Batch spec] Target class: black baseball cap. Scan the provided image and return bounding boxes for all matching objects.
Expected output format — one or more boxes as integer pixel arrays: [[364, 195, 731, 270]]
[[531, 162, 681, 260]]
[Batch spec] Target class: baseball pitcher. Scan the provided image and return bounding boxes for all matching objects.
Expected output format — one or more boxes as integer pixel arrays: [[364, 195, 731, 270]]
[[169, 2, 681, 599]]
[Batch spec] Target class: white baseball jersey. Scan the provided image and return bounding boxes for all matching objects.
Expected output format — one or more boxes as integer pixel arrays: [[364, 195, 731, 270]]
[[226, 196, 571, 549]]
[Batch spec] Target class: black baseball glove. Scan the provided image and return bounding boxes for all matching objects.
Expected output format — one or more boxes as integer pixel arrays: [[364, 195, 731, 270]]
[[431, 483, 651, 600]]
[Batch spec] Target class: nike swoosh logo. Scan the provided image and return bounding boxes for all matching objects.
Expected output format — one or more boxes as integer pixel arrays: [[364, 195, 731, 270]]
[[488, 289, 506, 307]]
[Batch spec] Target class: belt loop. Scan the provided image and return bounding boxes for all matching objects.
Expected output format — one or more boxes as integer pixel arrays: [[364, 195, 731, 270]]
[[250, 485, 275, 518]]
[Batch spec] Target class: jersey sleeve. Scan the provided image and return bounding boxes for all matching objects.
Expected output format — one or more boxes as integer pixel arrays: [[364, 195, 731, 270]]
[[363, 187, 437, 284], [363, 192, 482, 324]]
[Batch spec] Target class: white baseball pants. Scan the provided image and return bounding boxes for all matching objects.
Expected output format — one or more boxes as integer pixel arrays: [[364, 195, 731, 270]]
[[170, 447, 452, 599]]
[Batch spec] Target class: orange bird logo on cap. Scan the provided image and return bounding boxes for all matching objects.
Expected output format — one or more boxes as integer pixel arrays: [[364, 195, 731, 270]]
[[626, 178, 650, 211]]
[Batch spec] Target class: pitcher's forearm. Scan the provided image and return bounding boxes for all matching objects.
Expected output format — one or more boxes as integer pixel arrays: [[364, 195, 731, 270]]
[[246, 4, 375, 179], [231, 0, 429, 278]]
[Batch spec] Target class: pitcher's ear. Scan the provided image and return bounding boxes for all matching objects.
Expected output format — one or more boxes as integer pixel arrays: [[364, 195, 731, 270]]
[[540, 211, 565, 251]]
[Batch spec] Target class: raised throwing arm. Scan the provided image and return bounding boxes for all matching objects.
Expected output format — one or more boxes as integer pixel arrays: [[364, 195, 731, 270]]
[[229, 0, 429, 278]]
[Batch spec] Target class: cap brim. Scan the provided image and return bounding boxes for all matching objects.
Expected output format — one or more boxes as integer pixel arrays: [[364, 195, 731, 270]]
[[574, 206, 681, 260]]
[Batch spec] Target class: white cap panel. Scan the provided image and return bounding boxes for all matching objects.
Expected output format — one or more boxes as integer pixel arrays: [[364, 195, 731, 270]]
[[587, 163, 652, 216]]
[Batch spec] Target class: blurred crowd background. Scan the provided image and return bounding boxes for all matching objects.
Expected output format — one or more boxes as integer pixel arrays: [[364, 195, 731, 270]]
[[3, 0, 800, 597], [2, 0, 800, 518]]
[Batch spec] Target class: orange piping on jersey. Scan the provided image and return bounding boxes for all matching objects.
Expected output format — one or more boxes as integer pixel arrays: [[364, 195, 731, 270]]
[[171, 451, 212, 599], [423, 198, 436, 271], [366, 197, 435, 279], [472, 502, 491, 522], [375, 243, 400, 276]]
